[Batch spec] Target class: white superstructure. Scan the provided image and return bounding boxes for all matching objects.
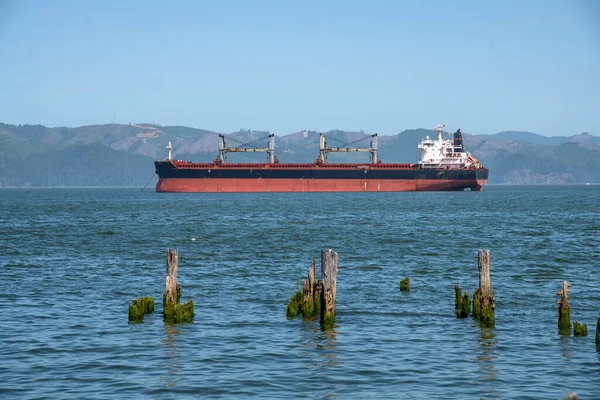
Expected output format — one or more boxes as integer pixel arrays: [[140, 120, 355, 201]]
[[418, 124, 480, 169]]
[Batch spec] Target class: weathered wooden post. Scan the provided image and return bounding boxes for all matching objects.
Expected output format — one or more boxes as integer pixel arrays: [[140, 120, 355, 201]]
[[455, 285, 470, 318], [163, 249, 194, 323], [165, 249, 181, 305], [286, 258, 321, 319], [321, 249, 338, 328], [302, 259, 319, 317], [556, 280, 571, 335], [286, 251, 337, 327], [473, 249, 495, 326]]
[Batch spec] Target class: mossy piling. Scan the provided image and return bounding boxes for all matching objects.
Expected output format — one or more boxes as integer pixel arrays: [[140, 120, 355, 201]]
[[128, 296, 155, 322], [286, 290, 302, 318], [596, 317, 600, 350], [287, 250, 337, 329], [400, 278, 410, 292], [557, 280, 571, 335], [302, 259, 319, 317], [573, 322, 588, 337], [287, 258, 322, 319], [473, 249, 495, 327], [163, 249, 194, 323], [454, 285, 469, 318]]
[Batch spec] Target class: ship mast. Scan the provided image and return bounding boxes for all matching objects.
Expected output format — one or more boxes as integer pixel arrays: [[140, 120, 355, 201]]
[[167, 141, 173, 161], [434, 123, 445, 142]]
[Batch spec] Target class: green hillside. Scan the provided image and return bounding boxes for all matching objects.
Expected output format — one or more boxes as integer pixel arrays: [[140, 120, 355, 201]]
[[0, 142, 154, 187]]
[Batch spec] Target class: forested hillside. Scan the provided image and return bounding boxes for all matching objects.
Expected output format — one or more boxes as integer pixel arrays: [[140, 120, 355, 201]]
[[1, 123, 598, 187]]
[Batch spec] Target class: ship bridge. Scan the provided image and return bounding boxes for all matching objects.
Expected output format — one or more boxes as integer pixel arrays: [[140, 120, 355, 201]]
[[418, 124, 480, 168]]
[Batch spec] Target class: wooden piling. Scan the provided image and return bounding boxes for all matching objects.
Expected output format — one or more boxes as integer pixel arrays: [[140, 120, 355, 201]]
[[302, 259, 319, 317], [462, 292, 471, 318], [128, 296, 155, 322], [573, 322, 588, 337], [400, 278, 410, 291], [286, 251, 336, 328], [163, 249, 194, 323], [314, 280, 323, 318], [473, 249, 495, 326], [165, 249, 181, 305], [455, 285, 463, 317], [455, 285, 469, 319], [596, 317, 600, 348], [321, 249, 338, 327], [286, 258, 320, 319], [556, 280, 571, 335]]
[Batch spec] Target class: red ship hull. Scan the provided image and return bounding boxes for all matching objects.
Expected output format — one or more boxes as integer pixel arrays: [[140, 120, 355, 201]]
[[156, 177, 488, 192]]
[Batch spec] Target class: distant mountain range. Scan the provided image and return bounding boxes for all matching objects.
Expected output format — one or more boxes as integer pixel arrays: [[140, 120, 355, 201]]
[[1, 122, 599, 187]]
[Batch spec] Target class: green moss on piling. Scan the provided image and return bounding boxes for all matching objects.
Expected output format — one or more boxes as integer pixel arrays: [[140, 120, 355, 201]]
[[472, 290, 481, 319], [303, 297, 315, 319], [178, 300, 195, 323], [313, 292, 321, 316], [473, 289, 494, 327], [321, 313, 335, 331], [400, 278, 410, 291], [163, 289, 194, 324], [164, 299, 194, 324], [573, 322, 588, 337], [460, 292, 470, 319], [455, 286, 469, 319], [286, 290, 303, 318], [478, 305, 495, 326], [558, 306, 571, 335], [455, 287, 462, 317], [128, 297, 155, 322]]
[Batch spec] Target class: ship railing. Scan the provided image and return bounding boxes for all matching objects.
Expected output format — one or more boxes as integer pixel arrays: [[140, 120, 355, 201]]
[[172, 161, 416, 169]]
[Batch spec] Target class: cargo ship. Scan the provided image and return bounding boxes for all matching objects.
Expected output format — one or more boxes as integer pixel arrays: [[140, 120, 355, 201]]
[[154, 124, 488, 192]]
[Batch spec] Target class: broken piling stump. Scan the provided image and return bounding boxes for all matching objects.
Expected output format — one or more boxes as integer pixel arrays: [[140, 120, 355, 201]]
[[286, 250, 337, 329], [163, 249, 194, 323], [302, 259, 320, 317], [128, 296, 155, 322], [596, 317, 600, 348], [286, 259, 320, 319], [573, 322, 588, 337], [473, 249, 495, 326], [454, 285, 470, 318], [557, 280, 571, 335], [400, 278, 410, 291]]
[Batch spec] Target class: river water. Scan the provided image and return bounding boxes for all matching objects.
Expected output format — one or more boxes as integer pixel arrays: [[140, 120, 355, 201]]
[[0, 186, 599, 399]]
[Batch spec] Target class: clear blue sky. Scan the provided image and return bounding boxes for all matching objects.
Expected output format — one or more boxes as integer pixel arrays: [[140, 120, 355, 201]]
[[0, 0, 598, 136]]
